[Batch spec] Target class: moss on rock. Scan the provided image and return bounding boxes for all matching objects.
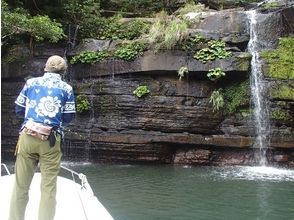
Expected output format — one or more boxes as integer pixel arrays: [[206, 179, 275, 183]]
[[270, 83, 294, 101], [261, 37, 294, 80], [270, 109, 293, 121], [223, 79, 250, 115]]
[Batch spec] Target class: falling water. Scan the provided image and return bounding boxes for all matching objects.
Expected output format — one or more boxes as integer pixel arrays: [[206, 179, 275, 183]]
[[247, 10, 271, 166]]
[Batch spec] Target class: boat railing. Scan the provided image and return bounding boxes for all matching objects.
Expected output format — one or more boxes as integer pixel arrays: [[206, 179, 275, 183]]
[[1, 163, 94, 197], [1, 163, 11, 175], [60, 165, 94, 197]]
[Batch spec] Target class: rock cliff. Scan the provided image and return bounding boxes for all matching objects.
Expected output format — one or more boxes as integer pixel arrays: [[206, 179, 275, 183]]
[[2, 6, 293, 166]]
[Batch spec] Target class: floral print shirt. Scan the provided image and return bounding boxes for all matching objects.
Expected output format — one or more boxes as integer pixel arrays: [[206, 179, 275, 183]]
[[15, 72, 76, 131]]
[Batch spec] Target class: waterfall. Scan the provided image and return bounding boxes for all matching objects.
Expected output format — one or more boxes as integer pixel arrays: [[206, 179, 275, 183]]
[[247, 10, 271, 166]]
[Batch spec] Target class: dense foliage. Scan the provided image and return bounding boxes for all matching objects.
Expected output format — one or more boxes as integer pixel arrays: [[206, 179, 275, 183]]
[[1, 1, 65, 46], [113, 42, 147, 61], [93, 16, 150, 40], [100, 0, 167, 17], [194, 40, 232, 63], [2, 0, 264, 47], [223, 79, 250, 114], [70, 41, 147, 64], [70, 51, 110, 64]]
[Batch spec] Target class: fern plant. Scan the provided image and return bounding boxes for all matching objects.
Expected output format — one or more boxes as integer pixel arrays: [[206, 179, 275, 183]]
[[207, 68, 226, 81], [133, 85, 150, 98], [182, 34, 205, 53], [113, 41, 146, 61], [76, 95, 91, 113], [209, 89, 224, 112], [70, 51, 110, 64], [178, 66, 189, 80], [194, 40, 232, 63]]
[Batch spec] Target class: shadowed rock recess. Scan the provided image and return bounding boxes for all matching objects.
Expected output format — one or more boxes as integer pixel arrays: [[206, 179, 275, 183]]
[[2, 7, 294, 166]]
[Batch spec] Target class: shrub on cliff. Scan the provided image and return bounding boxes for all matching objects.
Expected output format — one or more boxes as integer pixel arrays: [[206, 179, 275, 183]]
[[1, 1, 65, 47], [147, 11, 188, 51], [100, 0, 165, 17]]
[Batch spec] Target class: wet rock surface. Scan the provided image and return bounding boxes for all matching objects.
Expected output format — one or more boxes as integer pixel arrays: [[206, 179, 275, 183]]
[[1, 6, 294, 166]]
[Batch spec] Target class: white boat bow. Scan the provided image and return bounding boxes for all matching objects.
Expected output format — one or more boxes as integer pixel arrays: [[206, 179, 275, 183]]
[[0, 163, 114, 220]]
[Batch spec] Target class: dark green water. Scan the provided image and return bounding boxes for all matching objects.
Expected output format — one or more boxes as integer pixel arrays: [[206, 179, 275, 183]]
[[61, 163, 294, 220]]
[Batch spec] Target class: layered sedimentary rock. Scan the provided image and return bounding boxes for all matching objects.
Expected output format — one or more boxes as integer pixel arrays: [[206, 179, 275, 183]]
[[2, 7, 293, 166]]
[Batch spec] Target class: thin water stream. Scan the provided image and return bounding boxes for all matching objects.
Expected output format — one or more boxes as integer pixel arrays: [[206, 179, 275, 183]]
[[247, 10, 271, 166]]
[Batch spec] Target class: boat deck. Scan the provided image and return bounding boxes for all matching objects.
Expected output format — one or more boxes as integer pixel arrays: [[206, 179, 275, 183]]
[[0, 172, 114, 220]]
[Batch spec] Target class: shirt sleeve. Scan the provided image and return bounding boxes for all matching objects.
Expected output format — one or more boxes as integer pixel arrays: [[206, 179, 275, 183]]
[[63, 87, 76, 114], [62, 113, 75, 125], [62, 87, 76, 125], [15, 83, 28, 108], [15, 105, 25, 118]]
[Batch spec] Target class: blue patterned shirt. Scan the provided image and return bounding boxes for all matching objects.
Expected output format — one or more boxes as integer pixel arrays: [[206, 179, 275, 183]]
[[15, 72, 76, 131]]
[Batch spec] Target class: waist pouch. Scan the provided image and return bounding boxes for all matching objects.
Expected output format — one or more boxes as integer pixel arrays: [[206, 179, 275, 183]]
[[23, 121, 56, 147], [25, 121, 52, 135], [23, 128, 50, 141]]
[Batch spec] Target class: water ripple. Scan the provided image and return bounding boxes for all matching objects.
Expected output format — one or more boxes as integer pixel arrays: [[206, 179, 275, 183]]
[[212, 166, 294, 182]]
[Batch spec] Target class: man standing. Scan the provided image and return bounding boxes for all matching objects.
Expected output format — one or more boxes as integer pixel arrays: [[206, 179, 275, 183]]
[[9, 55, 76, 220]]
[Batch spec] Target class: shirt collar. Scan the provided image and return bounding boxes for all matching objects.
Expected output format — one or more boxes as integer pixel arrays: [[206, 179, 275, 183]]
[[44, 72, 62, 79]]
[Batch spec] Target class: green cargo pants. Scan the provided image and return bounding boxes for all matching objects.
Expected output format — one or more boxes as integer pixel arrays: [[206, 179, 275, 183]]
[[9, 132, 62, 220]]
